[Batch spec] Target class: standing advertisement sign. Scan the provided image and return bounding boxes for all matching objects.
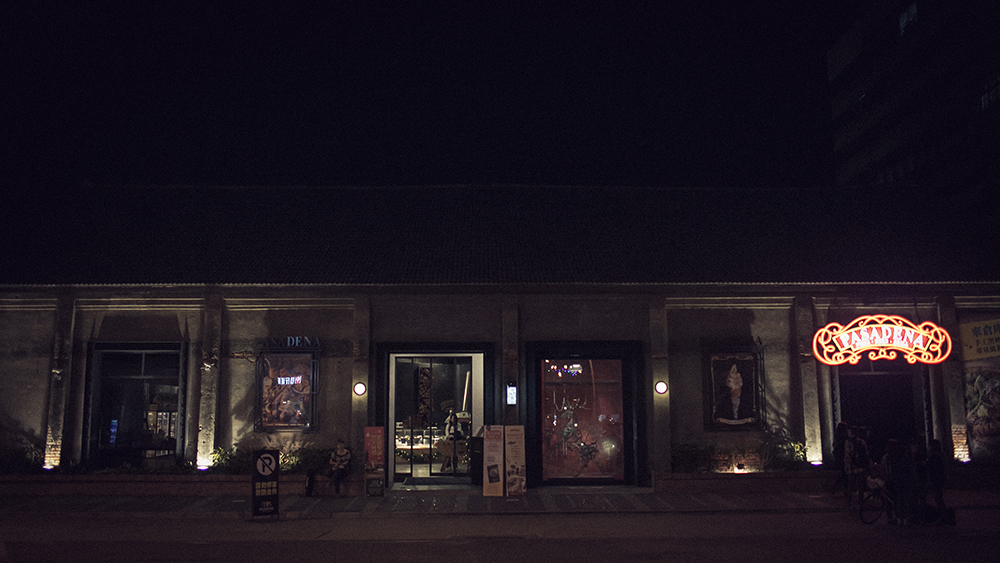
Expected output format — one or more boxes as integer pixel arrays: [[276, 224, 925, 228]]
[[252, 449, 280, 518], [504, 425, 526, 496], [365, 427, 386, 497], [482, 425, 504, 496]]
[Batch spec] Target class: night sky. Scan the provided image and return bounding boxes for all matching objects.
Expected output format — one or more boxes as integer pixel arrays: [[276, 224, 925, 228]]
[[10, 2, 996, 285], [13, 2, 860, 188]]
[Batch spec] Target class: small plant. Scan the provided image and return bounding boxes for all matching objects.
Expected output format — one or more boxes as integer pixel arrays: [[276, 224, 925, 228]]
[[0, 415, 46, 475], [208, 433, 343, 474], [0, 444, 45, 475], [208, 445, 255, 474], [757, 428, 809, 471], [281, 446, 334, 474]]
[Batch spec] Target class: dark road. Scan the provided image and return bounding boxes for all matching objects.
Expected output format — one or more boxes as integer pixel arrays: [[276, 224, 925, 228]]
[[6, 509, 999, 562]]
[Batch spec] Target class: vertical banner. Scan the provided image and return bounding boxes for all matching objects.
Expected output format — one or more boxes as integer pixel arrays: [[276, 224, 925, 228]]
[[252, 449, 280, 518], [504, 425, 526, 496], [482, 425, 505, 497], [365, 427, 386, 497]]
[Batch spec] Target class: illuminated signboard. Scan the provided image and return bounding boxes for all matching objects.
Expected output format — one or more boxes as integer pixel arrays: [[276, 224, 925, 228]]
[[812, 315, 952, 366], [959, 318, 1000, 361]]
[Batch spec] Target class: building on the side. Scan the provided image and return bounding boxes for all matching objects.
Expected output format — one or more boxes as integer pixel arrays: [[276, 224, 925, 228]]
[[828, 0, 1000, 195], [2, 186, 998, 488]]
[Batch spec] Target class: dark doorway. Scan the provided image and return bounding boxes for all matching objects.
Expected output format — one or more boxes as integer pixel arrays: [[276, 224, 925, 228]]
[[837, 360, 922, 461], [86, 344, 186, 470]]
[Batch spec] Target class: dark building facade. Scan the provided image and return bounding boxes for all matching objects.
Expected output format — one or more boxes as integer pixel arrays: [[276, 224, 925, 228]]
[[828, 0, 1000, 194], [3, 281, 999, 488]]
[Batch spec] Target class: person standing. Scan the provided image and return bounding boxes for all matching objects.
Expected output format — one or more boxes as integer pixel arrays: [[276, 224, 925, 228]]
[[886, 438, 914, 524], [844, 426, 871, 505], [831, 422, 849, 496], [926, 439, 947, 514]]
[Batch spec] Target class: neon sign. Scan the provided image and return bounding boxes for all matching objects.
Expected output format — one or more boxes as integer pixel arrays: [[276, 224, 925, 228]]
[[812, 315, 952, 366]]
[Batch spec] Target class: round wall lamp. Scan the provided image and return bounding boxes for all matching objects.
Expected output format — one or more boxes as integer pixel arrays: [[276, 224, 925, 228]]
[[353, 382, 367, 396], [654, 381, 668, 395]]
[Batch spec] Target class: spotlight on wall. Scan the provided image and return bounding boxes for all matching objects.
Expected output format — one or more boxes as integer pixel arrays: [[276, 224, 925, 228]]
[[654, 381, 668, 395], [353, 382, 367, 396]]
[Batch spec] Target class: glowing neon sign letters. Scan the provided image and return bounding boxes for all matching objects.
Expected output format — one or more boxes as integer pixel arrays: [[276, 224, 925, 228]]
[[812, 315, 952, 366]]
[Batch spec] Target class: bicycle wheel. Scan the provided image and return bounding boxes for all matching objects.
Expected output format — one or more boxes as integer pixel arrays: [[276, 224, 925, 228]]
[[860, 491, 886, 524]]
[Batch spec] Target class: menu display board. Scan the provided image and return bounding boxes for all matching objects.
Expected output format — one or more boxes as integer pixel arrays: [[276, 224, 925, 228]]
[[482, 425, 504, 497], [504, 426, 526, 496]]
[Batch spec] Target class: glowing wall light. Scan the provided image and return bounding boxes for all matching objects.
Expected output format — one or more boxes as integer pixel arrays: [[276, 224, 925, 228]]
[[812, 315, 951, 366], [353, 382, 367, 396], [654, 381, 668, 395]]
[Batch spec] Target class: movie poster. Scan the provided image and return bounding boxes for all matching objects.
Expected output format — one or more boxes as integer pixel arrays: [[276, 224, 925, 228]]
[[260, 353, 313, 428]]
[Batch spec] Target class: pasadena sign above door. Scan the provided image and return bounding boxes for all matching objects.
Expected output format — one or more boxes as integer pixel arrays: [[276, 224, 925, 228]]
[[812, 314, 952, 366]]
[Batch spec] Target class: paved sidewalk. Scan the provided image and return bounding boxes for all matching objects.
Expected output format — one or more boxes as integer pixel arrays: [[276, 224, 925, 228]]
[[3, 486, 998, 520]]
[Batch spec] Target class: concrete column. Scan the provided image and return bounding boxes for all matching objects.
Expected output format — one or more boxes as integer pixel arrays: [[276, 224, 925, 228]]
[[196, 291, 222, 467], [649, 300, 670, 482], [812, 300, 834, 463], [178, 310, 203, 464], [936, 296, 963, 456], [501, 298, 520, 425], [352, 297, 370, 452], [794, 297, 823, 464], [44, 291, 75, 468]]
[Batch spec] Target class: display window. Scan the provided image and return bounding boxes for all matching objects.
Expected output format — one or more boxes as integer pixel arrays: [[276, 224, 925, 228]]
[[541, 359, 625, 481]]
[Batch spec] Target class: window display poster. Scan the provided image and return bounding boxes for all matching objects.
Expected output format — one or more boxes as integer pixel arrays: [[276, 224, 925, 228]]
[[365, 427, 385, 497], [483, 425, 504, 497], [504, 425, 526, 496]]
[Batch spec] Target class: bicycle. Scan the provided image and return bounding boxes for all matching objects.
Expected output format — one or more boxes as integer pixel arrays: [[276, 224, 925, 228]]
[[859, 476, 942, 525]]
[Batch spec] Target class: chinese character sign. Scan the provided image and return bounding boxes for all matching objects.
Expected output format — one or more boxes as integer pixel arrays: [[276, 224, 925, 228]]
[[365, 427, 385, 497], [365, 427, 385, 470], [252, 449, 280, 517], [960, 318, 1000, 361]]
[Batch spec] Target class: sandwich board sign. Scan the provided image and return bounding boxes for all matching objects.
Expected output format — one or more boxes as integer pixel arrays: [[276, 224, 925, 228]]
[[252, 449, 280, 518]]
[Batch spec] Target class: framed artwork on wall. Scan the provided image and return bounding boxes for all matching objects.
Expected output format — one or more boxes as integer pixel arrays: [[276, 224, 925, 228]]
[[257, 351, 318, 430], [705, 347, 763, 430]]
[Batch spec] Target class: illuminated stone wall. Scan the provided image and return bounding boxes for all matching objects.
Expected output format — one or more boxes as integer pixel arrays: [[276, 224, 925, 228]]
[[0, 297, 58, 467]]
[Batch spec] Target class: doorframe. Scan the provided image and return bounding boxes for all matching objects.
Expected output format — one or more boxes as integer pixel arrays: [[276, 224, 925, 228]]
[[833, 357, 926, 459], [83, 342, 187, 468], [374, 342, 496, 484], [525, 341, 644, 487]]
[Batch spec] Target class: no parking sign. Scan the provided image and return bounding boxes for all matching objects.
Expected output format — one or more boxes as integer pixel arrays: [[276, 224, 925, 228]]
[[252, 449, 280, 518]]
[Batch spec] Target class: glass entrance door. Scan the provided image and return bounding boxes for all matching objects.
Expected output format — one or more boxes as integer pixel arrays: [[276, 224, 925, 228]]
[[88, 346, 184, 470], [389, 354, 483, 483]]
